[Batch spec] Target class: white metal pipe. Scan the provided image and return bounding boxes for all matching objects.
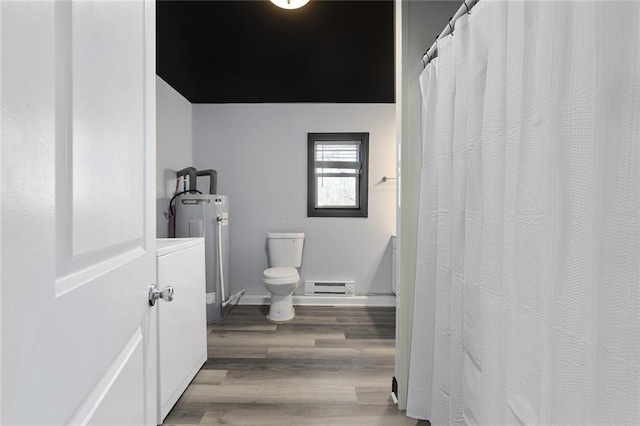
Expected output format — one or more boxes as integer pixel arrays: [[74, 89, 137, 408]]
[[422, 0, 479, 66], [217, 215, 245, 308], [217, 215, 227, 304], [222, 289, 246, 308]]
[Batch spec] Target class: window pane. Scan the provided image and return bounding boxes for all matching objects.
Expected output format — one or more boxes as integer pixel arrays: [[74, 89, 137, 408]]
[[316, 177, 358, 207]]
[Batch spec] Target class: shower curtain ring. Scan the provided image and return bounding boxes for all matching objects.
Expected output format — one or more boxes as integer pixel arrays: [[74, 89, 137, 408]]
[[464, 2, 470, 14], [448, 18, 454, 35]]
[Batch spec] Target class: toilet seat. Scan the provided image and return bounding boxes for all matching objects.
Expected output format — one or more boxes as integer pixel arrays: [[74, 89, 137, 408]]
[[263, 267, 299, 285], [263, 267, 297, 279]]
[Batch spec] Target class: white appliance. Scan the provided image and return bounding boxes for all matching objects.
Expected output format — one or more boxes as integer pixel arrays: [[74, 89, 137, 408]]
[[156, 238, 207, 423]]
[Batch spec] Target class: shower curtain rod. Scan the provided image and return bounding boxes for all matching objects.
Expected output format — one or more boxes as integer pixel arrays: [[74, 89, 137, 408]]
[[422, 0, 479, 67]]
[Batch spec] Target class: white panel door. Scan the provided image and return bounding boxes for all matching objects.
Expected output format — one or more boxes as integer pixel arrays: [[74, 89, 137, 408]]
[[1, 1, 157, 424]]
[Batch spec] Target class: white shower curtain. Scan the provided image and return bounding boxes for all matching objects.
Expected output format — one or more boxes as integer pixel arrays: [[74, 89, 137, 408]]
[[407, 1, 639, 424]]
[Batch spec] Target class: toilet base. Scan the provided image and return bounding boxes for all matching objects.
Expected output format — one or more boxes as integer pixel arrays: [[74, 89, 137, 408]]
[[266, 307, 295, 324], [266, 294, 295, 323]]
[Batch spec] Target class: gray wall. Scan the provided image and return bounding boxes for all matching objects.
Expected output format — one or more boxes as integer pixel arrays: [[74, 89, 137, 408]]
[[192, 104, 396, 297], [156, 77, 193, 238]]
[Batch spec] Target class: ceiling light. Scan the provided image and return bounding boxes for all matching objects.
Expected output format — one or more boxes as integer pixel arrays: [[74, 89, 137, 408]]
[[269, 0, 310, 10]]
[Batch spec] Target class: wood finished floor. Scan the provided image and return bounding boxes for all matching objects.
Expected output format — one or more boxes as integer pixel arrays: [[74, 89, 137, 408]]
[[163, 305, 428, 426]]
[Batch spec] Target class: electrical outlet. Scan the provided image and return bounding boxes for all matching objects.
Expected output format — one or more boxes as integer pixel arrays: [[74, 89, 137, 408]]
[[206, 292, 215, 304]]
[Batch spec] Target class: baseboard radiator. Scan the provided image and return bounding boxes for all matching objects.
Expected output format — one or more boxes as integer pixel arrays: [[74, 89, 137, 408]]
[[304, 280, 356, 296]]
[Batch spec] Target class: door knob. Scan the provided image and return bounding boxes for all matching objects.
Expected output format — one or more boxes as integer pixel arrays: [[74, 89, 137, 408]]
[[149, 284, 174, 306]]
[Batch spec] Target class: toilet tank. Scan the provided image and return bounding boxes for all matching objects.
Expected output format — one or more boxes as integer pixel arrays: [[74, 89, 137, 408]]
[[267, 232, 305, 267]]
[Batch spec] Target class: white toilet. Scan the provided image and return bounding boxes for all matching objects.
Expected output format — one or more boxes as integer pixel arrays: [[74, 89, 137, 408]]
[[263, 232, 304, 323]]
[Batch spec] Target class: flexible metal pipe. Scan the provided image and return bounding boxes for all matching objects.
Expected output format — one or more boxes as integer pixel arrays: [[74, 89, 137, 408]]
[[196, 169, 217, 195]]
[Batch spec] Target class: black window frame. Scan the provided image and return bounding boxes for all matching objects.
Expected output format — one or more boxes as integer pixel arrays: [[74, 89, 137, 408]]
[[307, 132, 369, 218]]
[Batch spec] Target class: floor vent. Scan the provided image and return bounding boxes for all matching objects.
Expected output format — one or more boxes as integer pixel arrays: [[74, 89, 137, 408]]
[[304, 280, 356, 296]]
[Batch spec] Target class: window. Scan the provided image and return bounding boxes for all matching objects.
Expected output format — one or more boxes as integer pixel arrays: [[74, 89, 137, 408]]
[[307, 132, 369, 217]]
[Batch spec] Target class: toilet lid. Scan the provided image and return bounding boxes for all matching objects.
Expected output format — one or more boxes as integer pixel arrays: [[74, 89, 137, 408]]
[[263, 267, 298, 280]]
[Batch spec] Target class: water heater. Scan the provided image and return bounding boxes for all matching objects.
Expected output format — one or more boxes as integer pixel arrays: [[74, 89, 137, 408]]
[[173, 194, 229, 323]]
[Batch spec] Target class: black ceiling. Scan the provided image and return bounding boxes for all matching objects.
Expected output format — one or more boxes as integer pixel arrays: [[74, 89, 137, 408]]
[[156, 0, 395, 103]]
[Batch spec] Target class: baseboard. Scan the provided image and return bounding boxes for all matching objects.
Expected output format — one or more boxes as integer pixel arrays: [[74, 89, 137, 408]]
[[237, 294, 396, 307]]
